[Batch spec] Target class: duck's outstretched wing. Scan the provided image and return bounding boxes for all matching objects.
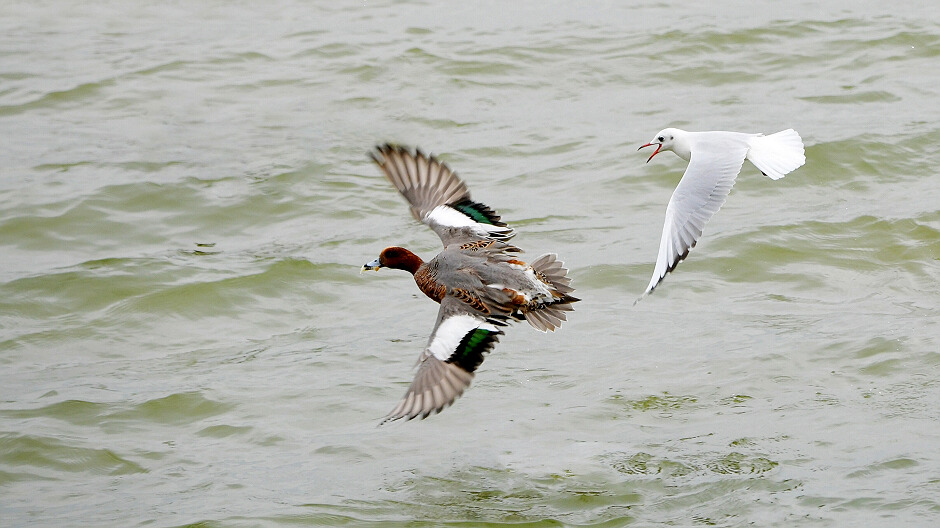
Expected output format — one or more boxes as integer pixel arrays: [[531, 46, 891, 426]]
[[370, 144, 514, 247], [380, 296, 507, 424], [640, 138, 749, 299]]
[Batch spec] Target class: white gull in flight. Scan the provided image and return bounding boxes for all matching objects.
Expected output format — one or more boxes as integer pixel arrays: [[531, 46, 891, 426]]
[[636, 127, 805, 301]]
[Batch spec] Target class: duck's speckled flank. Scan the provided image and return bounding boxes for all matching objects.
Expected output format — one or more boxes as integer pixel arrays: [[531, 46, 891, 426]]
[[451, 287, 489, 314], [415, 266, 447, 302]]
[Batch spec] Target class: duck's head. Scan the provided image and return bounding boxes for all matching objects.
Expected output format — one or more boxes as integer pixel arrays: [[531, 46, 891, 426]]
[[361, 246, 423, 274], [638, 128, 685, 163]]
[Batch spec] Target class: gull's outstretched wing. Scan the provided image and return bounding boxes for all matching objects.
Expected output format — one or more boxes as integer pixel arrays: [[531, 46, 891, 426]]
[[641, 136, 749, 298]]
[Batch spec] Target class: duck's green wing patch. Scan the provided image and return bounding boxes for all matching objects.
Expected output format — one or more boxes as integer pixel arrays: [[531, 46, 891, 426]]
[[447, 323, 501, 373], [450, 199, 507, 227]]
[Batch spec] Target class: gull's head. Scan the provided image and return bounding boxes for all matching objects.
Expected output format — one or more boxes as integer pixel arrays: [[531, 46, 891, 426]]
[[638, 128, 683, 163]]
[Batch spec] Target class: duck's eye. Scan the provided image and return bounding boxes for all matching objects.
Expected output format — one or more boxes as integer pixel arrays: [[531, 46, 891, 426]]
[[657, 136, 664, 142]]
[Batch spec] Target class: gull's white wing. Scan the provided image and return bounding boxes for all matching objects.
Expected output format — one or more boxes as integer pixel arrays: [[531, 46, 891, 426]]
[[641, 134, 750, 298]]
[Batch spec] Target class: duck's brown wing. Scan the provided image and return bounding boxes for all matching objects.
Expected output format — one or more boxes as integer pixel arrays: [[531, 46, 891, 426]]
[[380, 296, 507, 424], [370, 144, 515, 247]]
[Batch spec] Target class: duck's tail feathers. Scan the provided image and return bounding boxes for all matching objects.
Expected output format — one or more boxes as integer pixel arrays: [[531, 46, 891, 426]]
[[530, 253, 575, 294], [746, 129, 805, 180], [524, 254, 580, 332]]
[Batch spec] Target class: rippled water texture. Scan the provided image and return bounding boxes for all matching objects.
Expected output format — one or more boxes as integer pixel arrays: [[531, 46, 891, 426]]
[[2, 1, 938, 526]]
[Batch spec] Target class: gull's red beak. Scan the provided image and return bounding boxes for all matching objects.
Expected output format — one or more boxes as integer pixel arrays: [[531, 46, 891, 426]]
[[638, 142, 662, 163]]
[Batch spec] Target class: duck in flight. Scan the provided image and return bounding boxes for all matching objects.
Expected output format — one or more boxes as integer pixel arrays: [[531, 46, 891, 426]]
[[363, 144, 579, 424]]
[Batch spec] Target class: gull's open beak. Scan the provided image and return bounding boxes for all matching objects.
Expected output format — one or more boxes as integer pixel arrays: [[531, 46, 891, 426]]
[[361, 258, 382, 274], [638, 142, 663, 163]]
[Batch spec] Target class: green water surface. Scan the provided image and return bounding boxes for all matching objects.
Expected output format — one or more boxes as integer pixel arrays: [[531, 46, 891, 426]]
[[1, 1, 938, 527]]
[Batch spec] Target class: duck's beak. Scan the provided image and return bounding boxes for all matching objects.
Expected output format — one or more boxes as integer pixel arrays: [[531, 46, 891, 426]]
[[361, 258, 382, 274], [638, 142, 663, 163]]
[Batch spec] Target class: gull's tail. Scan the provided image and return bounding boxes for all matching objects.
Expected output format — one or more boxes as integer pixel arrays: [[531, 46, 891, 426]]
[[746, 129, 806, 180]]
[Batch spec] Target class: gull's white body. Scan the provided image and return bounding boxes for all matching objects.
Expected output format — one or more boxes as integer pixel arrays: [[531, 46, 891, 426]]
[[639, 128, 805, 299]]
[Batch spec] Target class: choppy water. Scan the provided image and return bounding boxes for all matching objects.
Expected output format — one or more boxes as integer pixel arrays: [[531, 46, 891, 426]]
[[2, 1, 939, 526]]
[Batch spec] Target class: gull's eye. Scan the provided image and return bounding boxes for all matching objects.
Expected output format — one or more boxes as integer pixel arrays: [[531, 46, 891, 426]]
[[657, 136, 665, 142]]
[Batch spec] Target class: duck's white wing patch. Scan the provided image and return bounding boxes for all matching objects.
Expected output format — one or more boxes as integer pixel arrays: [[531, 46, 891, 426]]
[[642, 139, 749, 298], [425, 205, 513, 243], [424, 313, 501, 361], [380, 298, 504, 424], [371, 145, 514, 246]]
